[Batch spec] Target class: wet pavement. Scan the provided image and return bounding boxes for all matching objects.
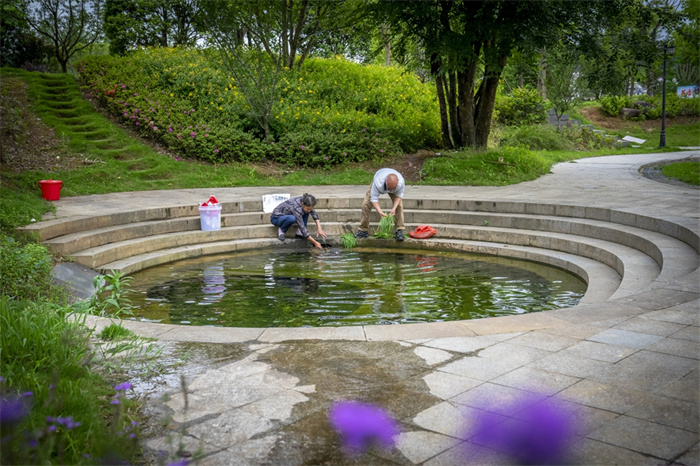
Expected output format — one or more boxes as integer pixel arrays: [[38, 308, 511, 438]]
[[57, 151, 700, 465]]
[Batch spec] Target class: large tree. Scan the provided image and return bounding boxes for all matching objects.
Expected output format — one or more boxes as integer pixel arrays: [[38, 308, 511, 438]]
[[103, 0, 199, 55], [21, 0, 103, 73], [376, 0, 629, 149], [200, 0, 364, 70]]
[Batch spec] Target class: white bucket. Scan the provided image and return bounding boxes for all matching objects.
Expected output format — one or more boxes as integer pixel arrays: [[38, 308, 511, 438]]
[[199, 204, 222, 231]]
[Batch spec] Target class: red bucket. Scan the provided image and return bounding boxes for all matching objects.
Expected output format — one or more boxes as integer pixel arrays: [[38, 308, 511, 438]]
[[38, 179, 63, 201]]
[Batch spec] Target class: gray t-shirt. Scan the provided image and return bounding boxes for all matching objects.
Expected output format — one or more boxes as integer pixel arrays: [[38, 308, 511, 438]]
[[370, 168, 405, 203]]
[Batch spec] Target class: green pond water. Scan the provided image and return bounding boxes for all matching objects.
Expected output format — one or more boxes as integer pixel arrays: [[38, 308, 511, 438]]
[[127, 247, 587, 327]]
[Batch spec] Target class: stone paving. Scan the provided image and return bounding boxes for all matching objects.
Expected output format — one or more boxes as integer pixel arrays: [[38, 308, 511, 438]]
[[57, 151, 700, 465]]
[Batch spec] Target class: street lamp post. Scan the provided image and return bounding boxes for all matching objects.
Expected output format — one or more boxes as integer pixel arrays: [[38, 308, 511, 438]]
[[659, 42, 675, 148]]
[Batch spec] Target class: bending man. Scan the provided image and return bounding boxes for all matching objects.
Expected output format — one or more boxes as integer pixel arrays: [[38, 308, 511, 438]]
[[355, 168, 405, 241]]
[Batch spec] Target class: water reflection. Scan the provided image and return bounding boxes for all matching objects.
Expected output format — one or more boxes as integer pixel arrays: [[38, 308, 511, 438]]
[[201, 264, 227, 303], [130, 248, 587, 328]]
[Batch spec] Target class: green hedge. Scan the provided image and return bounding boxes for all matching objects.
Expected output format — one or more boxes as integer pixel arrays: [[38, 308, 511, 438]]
[[77, 48, 441, 166], [600, 94, 700, 119]]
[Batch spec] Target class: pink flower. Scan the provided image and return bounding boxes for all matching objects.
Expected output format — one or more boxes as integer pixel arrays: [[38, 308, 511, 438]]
[[301, 145, 305, 149], [380, 149, 384, 153], [190, 132, 196, 138]]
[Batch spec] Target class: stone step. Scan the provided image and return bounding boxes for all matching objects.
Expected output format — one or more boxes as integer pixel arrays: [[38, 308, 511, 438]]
[[49, 209, 697, 285], [83, 220, 657, 295]]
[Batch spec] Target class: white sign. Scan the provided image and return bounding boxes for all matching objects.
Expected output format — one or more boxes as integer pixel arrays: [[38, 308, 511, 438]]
[[622, 135, 646, 144], [262, 193, 290, 213]]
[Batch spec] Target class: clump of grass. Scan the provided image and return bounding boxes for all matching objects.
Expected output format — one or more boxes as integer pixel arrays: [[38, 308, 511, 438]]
[[374, 214, 395, 238], [99, 323, 136, 340], [340, 232, 357, 248]]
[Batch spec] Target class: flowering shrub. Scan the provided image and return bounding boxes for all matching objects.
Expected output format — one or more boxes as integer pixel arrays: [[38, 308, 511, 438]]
[[77, 48, 440, 166]]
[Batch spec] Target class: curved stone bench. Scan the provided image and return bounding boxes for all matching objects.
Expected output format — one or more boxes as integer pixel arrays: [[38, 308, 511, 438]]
[[24, 198, 699, 324]]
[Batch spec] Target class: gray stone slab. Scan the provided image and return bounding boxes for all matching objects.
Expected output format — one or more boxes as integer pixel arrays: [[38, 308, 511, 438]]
[[413, 346, 454, 366], [558, 379, 653, 413], [559, 340, 638, 363], [423, 441, 512, 466], [655, 370, 699, 403], [506, 330, 580, 351], [626, 393, 699, 432], [364, 321, 477, 341], [514, 399, 619, 437], [422, 372, 483, 400], [614, 316, 688, 336], [476, 342, 552, 365], [490, 366, 581, 396], [437, 355, 524, 381], [613, 289, 700, 311], [529, 352, 613, 378], [588, 350, 697, 392], [412, 401, 478, 439], [588, 415, 698, 460], [676, 441, 700, 466], [394, 431, 462, 464], [646, 337, 699, 359], [197, 436, 279, 466], [540, 323, 611, 340], [640, 299, 700, 325], [421, 335, 514, 354], [673, 325, 700, 342], [450, 383, 545, 416], [258, 326, 366, 342], [569, 438, 667, 465], [586, 328, 664, 349]]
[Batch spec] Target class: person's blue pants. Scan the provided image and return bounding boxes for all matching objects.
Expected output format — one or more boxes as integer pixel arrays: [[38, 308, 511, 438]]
[[270, 213, 308, 233]]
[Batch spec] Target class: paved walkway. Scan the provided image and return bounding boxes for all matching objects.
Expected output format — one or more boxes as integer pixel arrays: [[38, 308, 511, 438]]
[[65, 151, 700, 465]]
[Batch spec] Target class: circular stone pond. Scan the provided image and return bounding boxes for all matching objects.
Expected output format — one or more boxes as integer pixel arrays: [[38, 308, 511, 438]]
[[126, 247, 587, 327]]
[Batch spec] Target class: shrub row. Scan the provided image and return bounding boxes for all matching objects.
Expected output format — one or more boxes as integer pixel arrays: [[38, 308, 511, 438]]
[[600, 94, 700, 119], [77, 48, 441, 167]]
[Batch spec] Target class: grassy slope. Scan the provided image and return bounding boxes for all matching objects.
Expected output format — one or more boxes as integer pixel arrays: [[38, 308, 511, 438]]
[[1, 67, 697, 232]]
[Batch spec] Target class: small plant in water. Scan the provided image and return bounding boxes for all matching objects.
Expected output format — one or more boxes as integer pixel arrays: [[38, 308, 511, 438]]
[[91, 270, 134, 318], [340, 232, 357, 248], [374, 214, 395, 238], [99, 323, 136, 341]]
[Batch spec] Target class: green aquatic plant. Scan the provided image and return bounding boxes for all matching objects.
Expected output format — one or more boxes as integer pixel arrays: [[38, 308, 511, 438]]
[[374, 215, 395, 238], [340, 232, 357, 248]]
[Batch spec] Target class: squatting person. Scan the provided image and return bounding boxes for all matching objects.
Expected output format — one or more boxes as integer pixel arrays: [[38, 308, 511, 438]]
[[270, 193, 327, 249]]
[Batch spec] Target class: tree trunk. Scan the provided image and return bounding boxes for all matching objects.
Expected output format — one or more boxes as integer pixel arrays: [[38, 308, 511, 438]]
[[537, 47, 546, 98], [474, 54, 508, 148], [447, 72, 461, 147], [457, 44, 480, 147], [435, 74, 452, 149]]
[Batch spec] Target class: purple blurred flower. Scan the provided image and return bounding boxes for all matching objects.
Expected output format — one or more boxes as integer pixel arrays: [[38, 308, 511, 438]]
[[329, 401, 399, 454], [0, 396, 29, 425], [167, 460, 189, 466], [115, 382, 132, 392], [471, 396, 575, 465]]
